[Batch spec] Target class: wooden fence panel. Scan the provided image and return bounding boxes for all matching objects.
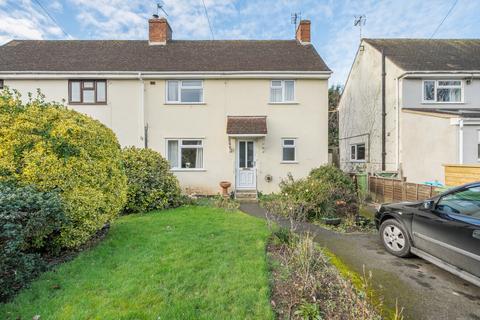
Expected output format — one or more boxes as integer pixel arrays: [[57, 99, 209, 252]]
[[367, 176, 438, 203]]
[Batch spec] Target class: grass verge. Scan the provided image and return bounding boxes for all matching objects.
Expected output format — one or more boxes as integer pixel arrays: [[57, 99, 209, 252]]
[[0, 206, 273, 320]]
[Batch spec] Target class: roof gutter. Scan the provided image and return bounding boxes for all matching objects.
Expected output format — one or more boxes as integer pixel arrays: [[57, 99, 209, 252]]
[[399, 71, 480, 79], [0, 70, 332, 80]]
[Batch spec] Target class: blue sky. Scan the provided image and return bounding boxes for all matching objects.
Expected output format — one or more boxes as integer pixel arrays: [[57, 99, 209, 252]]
[[1, 0, 480, 84]]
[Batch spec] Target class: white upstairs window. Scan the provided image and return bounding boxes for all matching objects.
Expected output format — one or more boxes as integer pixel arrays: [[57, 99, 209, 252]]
[[166, 80, 203, 103], [270, 80, 295, 103], [423, 80, 463, 103]]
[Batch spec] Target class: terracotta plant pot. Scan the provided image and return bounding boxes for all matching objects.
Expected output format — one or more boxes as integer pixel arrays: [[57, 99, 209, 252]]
[[219, 181, 231, 197]]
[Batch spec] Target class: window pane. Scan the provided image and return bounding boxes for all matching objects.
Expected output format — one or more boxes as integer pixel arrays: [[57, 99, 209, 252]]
[[83, 90, 95, 103], [285, 81, 294, 101], [436, 187, 480, 219], [271, 80, 282, 87], [351, 145, 356, 160], [424, 81, 435, 101], [83, 81, 94, 89], [247, 141, 254, 167], [271, 87, 282, 102], [0, 80, 4, 89], [239, 141, 246, 168], [437, 88, 461, 102], [438, 80, 461, 86], [70, 81, 81, 102], [181, 148, 203, 168], [167, 140, 179, 168], [167, 81, 179, 102], [181, 88, 202, 103], [283, 147, 295, 161], [357, 144, 366, 160], [182, 80, 202, 87], [96, 81, 106, 102], [283, 139, 294, 146], [182, 140, 202, 145]]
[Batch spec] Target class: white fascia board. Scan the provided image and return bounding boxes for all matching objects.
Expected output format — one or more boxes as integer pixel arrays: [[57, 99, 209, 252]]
[[0, 70, 331, 80], [400, 71, 480, 79]]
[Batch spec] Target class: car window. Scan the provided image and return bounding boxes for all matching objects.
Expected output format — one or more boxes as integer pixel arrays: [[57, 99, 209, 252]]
[[436, 186, 480, 220]]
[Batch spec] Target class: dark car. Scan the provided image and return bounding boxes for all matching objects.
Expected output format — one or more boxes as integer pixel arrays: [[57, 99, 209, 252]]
[[375, 182, 480, 287]]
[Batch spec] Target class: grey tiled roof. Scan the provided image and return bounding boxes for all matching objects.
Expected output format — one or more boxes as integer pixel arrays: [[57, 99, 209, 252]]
[[364, 39, 480, 71], [0, 40, 330, 72]]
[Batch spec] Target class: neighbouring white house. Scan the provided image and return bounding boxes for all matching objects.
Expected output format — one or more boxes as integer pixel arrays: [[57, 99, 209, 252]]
[[339, 39, 480, 185], [0, 16, 331, 196]]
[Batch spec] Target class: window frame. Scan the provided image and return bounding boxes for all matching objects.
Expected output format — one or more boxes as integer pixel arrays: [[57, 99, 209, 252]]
[[165, 80, 204, 104], [281, 138, 297, 163], [68, 80, 107, 105], [270, 80, 296, 104], [350, 143, 366, 162], [166, 138, 205, 171], [422, 79, 464, 104]]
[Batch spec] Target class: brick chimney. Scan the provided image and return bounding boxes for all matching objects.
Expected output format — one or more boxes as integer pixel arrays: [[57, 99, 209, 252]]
[[149, 15, 172, 45], [296, 20, 311, 44]]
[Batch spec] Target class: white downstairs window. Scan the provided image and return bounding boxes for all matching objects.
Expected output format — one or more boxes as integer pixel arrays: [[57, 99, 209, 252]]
[[270, 80, 295, 103], [167, 139, 204, 169], [166, 80, 203, 103], [423, 80, 463, 103], [282, 138, 296, 162]]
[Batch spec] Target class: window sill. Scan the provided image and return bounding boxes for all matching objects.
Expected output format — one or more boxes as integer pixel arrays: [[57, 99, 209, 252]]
[[281, 161, 299, 164], [68, 103, 108, 106], [421, 101, 464, 105], [269, 102, 299, 105], [170, 169, 206, 172], [164, 102, 206, 105]]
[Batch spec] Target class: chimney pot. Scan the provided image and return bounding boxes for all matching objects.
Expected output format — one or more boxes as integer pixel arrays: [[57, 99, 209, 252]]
[[149, 17, 172, 45], [296, 20, 311, 44]]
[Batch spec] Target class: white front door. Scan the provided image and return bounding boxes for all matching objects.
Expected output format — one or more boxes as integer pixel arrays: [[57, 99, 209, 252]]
[[236, 140, 256, 189]]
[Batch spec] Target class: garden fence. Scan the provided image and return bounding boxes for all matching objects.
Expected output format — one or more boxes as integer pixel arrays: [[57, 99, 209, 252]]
[[368, 175, 439, 203]]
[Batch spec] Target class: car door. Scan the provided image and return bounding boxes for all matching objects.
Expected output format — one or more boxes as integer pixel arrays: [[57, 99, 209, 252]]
[[412, 185, 480, 278]]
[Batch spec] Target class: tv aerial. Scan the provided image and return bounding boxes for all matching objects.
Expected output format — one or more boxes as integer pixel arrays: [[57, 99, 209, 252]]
[[154, 1, 168, 18], [354, 15, 366, 39], [291, 12, 301, 36]]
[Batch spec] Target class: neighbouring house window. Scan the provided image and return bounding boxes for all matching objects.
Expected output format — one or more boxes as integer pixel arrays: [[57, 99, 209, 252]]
[[167, 139, 204, 169], [282, 139, 296, 162], [0, 80, 4, 89], [351, 143, 366, 161], [423, 80, 462, 103], [69, 80, 107, 104], [270, 80, 295, 103], [166, 80, 203, 103]]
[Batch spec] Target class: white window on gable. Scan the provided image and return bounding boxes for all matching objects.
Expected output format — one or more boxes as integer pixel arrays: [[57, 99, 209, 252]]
[[167, 139, 204, 169], [282, 138, 296, 162], [351, 143, 366, 161], [166, 80, 203, 103], [270, 80, 295, 103], [423, 80, 463, 103]]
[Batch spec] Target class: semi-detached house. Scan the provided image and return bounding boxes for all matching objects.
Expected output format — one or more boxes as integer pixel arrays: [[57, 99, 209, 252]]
[[0, 16, 331, 196]]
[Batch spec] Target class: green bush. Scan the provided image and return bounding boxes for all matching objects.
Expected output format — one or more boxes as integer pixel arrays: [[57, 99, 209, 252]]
[[122, 147, 182, 213], [0, 90, 127, 248], [309, 165, 356, 194], [276, 165, 358, 220], [0, 183, 66, 301]]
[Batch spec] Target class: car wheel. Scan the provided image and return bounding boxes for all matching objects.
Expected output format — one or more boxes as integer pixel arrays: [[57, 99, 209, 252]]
[[380, 219, 412, 257]]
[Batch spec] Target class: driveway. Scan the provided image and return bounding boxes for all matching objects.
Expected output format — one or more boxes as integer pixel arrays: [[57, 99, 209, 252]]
[[240, 203, 480, 320]]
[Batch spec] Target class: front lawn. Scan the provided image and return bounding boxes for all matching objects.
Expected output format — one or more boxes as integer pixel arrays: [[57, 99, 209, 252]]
[[0, 206, 273, 320]]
